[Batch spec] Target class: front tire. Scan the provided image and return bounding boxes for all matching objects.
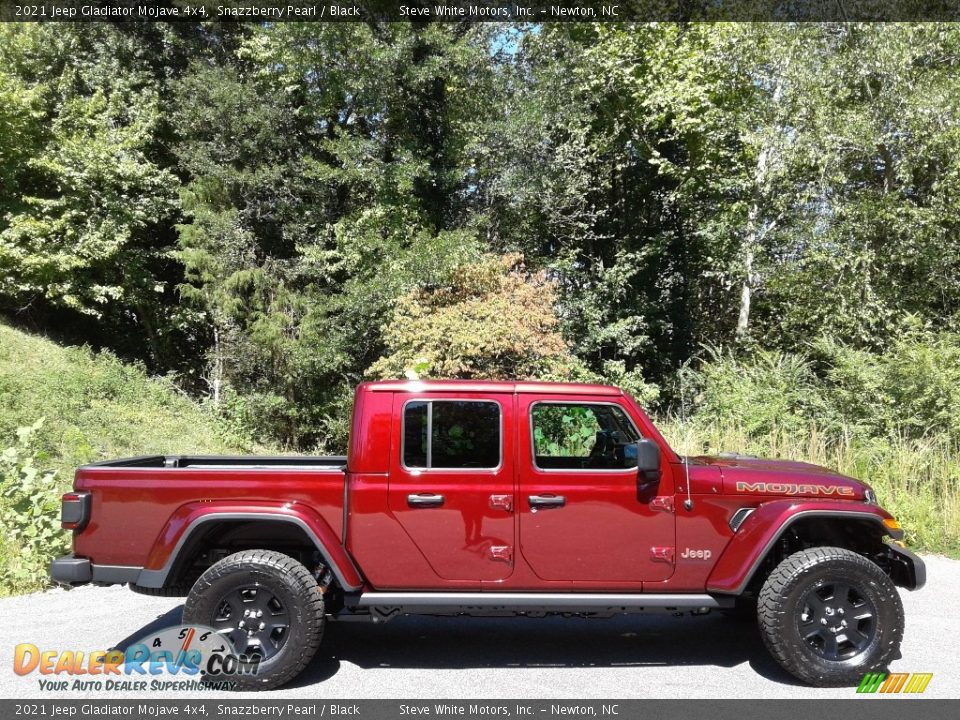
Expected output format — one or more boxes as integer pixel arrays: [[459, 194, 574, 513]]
[[183, 550, 325, 691], [757, 547, 904, 686]]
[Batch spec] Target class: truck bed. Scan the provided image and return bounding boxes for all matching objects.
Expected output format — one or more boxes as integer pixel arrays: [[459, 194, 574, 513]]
[[72, 455, 349, 568], [82, 455, 347, 470]]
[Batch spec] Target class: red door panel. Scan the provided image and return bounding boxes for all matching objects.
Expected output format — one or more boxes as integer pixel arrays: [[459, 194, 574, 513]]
[[517, 395, 676, 583], [387, 393, 515, 582]]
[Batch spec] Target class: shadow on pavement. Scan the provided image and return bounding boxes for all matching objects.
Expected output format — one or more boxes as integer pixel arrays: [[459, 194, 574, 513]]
[[106, 603, 805, 689], [111, 604, 184, 651], [290, 612, 804, 689]]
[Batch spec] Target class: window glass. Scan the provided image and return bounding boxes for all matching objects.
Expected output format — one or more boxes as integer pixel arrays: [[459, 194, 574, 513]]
[[403, 400, 501, 469], [531, 403, 640, 470], [402, 401, 428, 468]]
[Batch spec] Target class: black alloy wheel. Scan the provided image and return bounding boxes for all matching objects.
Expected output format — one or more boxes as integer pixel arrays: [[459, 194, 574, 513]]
[[796, 580, 878, 661], [211, 583, 291, 660]]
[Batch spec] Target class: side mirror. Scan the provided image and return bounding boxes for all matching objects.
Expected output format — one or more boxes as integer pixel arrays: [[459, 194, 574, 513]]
[[635, 439, 661, 484]]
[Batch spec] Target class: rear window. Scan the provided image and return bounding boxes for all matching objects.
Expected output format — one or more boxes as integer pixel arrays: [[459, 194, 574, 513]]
[[402, 400, 501, 470]]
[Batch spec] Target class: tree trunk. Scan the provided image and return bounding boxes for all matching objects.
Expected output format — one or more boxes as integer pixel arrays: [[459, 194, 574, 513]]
[[735, 228, 756, 339], [735, 146, 769, 340], [211, 326, 223, 406], [736, 60, 787, 341]]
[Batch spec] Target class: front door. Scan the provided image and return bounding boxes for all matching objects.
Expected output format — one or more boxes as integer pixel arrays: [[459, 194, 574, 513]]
[[518, 395, 676, 583], [388, 394, 515, 582]]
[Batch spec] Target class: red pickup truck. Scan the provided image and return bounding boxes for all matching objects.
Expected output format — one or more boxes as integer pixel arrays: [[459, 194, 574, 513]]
[[51, 380, 924, 690]]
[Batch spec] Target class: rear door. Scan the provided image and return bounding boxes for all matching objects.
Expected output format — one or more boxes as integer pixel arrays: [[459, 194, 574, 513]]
[[517, 394, 676, 583], [388, 393, 515, 582]]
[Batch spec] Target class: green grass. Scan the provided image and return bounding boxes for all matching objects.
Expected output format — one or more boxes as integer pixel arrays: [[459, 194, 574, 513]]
[[660, 419, 960, 558], [0, 321, 264, 595], [0, 322, 260, 472]]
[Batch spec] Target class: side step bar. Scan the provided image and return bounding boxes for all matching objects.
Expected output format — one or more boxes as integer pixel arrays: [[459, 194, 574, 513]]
[[351, 592, 732, 614]]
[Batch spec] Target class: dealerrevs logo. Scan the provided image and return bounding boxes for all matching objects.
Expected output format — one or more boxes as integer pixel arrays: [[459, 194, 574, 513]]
[[736, 481, 855, 497], [13, 625, 260, 692]]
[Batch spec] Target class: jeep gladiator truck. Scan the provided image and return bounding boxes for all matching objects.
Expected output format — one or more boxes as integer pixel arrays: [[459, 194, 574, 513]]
[[51, 380, 925, 690]]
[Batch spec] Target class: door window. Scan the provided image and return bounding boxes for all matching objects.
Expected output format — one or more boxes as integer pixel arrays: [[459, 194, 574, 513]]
[[402, 400, 501, 469], [531, 403, 640, 470]]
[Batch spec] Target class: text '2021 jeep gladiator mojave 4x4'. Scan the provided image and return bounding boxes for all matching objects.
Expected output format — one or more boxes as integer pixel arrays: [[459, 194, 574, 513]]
[[51, 380, 925, 690]]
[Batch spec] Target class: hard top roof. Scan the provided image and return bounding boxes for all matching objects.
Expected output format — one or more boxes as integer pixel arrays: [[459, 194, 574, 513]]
[[361, 380, 623, 396]]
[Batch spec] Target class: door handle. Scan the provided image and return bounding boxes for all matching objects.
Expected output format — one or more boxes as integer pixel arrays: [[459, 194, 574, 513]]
[[528, 494, 566, 510], [407, 493, 445, 508]]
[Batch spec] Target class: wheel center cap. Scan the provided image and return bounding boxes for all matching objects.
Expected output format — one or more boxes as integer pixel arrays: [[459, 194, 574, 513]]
[[830, 619, 848, 633]]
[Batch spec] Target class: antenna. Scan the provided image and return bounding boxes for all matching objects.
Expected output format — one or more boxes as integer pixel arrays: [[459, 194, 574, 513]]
[[683, 449, 694, 511]]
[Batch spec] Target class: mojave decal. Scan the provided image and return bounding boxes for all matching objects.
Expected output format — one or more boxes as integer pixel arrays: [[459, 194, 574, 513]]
[[735, 481, 856, 497]]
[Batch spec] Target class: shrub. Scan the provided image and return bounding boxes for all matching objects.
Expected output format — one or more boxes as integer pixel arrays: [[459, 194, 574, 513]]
[[668, 330, 960, 556], [0, 322, 258, 482], [814, 330, 960, 442], [680, 346, 837, 437], [0, 321, 271, 596], [368, 254, 586, 381], [682, 329, 960, 445], [0, 419, 66, 595], [365, 254, 661, 408]]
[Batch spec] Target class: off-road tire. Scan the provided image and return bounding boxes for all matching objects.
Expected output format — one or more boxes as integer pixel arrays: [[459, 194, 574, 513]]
[[182, 550, 325, 691], [758, 546, 904, 686]]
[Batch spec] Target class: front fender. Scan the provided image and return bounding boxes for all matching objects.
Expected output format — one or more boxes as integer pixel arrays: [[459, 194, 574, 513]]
[[137, 501, 363, 591], [706, 500, 899, 595]]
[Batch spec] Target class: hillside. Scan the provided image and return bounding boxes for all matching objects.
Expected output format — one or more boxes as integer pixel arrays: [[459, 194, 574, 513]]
[[0, 322, 254, 476], [0, 322, 261, 594]]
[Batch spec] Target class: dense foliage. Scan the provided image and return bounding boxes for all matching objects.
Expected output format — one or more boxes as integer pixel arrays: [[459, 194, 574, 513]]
[[1, 22, 958, 520]]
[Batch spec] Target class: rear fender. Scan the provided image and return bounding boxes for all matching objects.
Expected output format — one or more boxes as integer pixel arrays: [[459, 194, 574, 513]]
[[706, 500, 899, 595], [137, 501, 363, 591]]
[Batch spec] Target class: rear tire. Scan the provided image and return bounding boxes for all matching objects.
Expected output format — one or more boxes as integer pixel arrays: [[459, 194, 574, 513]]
[[183, 549, 325, 691], [758, 546, 904, 686]]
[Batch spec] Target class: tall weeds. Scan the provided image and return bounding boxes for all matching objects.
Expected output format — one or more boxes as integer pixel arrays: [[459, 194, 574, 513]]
[[660, 419, 960, 555]]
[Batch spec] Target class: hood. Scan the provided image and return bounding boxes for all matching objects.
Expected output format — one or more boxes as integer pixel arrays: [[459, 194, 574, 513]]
[[688, 453, 868, 501]]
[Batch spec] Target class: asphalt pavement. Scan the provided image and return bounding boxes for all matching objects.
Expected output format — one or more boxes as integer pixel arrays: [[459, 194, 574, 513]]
[[0, 554, 957, 700]]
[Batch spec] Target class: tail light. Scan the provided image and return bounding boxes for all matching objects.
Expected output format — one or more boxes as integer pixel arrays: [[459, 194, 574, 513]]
[[61, 491, 91, 531]]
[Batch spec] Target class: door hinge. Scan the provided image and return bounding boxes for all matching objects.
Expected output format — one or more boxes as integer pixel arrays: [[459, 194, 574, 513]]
[[650, 546, 675, 564], [650, 496, 674, 513], [489, 494, 513, 512], [489, 546, 513, 563]]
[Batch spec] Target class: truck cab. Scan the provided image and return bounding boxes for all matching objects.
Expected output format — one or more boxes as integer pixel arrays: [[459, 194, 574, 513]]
[[346, 380, 678, 590]]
